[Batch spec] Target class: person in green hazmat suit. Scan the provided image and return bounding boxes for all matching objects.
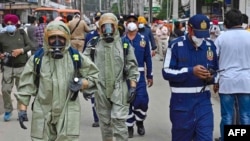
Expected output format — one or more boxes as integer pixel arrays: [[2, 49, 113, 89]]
[[84, 13, 139, 141], [14, 21, 99, 141]]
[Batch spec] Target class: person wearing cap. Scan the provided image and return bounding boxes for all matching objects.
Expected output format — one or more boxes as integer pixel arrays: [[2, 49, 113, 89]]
[[124, 13, 153, 138], [68, 12, 91, 52], [137, 16, 157, 57], [213, 9, 250, 141], [82, 12, 102, 128], [162, 14, 218, 141], [0, 14, 32, 121], [156, 20, 170, 61]]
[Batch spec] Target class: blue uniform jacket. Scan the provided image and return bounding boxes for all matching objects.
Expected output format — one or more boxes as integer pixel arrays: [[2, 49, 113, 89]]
[[83, 30, 99, 52], [138, 25, 157, 50], [123, 33, 153, 79], [162, 35, 218, 93]]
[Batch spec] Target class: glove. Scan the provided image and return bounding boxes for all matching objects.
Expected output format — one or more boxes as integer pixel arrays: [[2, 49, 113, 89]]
[[69, 78, 83, 92], [83, 93, 93, 101], [18, 110, 27, 129], [127, 87, 136, 103]]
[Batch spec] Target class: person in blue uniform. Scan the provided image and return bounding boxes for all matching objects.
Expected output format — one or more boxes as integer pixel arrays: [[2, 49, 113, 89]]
[[82, 12, 102, 127], [137, 16, 157, 56], [162, 14, 218, 141], [123, 13, 153, 138], [83, 12, 102, 52]]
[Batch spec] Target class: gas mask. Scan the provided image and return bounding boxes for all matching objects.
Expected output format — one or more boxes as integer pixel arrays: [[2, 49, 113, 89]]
[[101, 23, 114, 43], [191, 35, 204, 47], [6, 25, 16, 33], [48, 35, 66, 59]]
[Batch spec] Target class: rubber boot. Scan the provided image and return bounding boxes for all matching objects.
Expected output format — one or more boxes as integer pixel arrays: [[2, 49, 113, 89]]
[[128, 126, 134, 138], [136, 121, 145, 135]]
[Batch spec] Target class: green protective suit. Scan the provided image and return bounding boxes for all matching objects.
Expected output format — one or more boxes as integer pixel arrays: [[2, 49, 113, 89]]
[[84, 13, 139, 141], [15, 21, 99, 141]]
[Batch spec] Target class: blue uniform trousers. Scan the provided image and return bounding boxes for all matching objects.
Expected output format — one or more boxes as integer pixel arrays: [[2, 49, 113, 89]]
[[90, 96, 99, 122], [170, 92, 213, 141], [126, 72, 149, 127]]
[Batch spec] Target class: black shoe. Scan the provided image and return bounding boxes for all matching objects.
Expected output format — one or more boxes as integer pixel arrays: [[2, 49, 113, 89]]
[[23, 112, 28, 121], [128, 127, 134, 138], [136, 121, 145, 135], [92, 122, 99, 127], [214, 137, 221, 141]]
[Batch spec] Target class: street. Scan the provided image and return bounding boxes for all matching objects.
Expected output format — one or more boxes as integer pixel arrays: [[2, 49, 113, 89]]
[[0, 55, 221, 141]]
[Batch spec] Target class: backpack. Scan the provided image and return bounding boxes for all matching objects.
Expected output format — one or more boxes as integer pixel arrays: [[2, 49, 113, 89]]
[[86, 36, 130, 79], [87, 36, 130, 62], [33, 46, 82, 87]]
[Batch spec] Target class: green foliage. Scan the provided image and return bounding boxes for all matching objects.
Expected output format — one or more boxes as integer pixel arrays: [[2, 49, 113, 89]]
[[156, 0, 169, 20], [111, 3, 119, 15], [110, 0, 123, 15]]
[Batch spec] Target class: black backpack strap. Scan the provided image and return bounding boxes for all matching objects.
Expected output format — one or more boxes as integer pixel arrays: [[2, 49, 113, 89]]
[[33, 48, 44, 86], [68, 46, 82, 70], [122, 37, 130, 56], [121, 37, 130, 79]]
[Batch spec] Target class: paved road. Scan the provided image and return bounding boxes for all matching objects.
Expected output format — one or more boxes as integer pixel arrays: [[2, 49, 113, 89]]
[[0, 56, 221, 141]]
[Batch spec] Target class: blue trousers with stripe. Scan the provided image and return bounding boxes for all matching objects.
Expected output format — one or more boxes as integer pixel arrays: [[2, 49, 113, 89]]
[[126, 72, 149, 127]]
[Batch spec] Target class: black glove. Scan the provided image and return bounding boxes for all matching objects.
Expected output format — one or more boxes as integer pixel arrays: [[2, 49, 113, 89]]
[[83, 93, 93, 101], [127, 87, 136, 103], [18, 110, 27, 129], [69, 78, 83, 92]]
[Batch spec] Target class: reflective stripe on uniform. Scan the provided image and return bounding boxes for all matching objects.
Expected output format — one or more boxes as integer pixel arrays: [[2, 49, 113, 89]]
[[171, 86, 210, 93], [138, 67, 144, 71]]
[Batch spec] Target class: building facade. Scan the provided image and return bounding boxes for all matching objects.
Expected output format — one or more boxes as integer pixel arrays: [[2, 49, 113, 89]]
[[0, 0, 73, 23]]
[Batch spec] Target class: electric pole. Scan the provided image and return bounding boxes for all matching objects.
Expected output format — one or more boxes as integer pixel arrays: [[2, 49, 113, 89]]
[[149, 0, 152, 23]]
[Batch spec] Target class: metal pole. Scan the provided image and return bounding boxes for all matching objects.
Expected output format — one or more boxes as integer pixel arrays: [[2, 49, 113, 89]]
[[149, 0, 152, 23], [99, 0, 102, 11], [118, 0, 121, 15], [166, 0, 169, 19], [169, 0, 172, 19]]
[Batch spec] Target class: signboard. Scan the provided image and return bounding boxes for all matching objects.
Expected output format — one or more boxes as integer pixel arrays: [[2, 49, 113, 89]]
[[144, 7, 161, 13], [28, 0, 38, 2]]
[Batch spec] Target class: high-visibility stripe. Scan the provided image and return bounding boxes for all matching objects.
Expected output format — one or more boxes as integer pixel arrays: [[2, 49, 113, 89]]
[[138, 67, 144, 71], [171, 86, 210, 93]]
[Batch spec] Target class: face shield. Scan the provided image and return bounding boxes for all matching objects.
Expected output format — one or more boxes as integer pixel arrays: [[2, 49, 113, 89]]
[[101, 23, 115, 43]]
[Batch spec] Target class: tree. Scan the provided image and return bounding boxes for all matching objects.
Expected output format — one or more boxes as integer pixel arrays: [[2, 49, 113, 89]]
[[156, 0, 170, 20], [111, 3, 119, 15]]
